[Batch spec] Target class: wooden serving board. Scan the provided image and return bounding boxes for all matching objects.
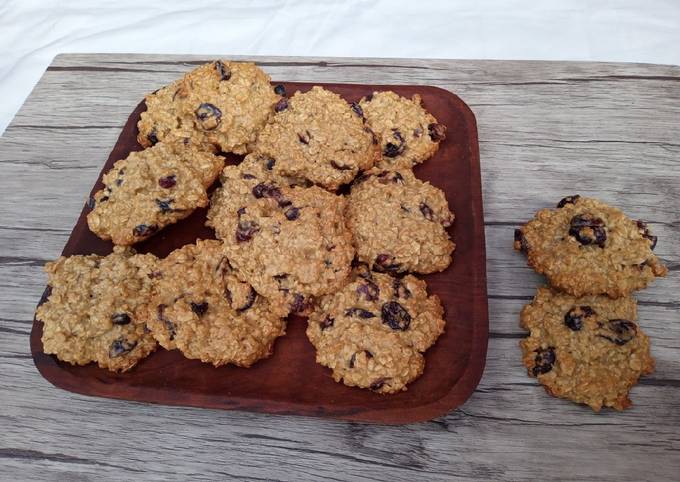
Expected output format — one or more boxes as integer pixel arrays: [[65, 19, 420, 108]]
[[30, 82, 486, 424], [2, 55, 679, 480]]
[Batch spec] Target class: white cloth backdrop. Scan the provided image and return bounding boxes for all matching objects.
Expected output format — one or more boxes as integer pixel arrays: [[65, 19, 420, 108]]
[[1, 0, 679, 134]]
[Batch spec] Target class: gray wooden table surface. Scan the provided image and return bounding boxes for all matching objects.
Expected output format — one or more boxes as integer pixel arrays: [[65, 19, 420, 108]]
[[1, 54, 678, 481]]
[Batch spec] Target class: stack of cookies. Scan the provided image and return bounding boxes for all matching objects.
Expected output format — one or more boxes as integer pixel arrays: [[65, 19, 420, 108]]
[[514, 195, 667, 410], [36, 60, 456, 394]]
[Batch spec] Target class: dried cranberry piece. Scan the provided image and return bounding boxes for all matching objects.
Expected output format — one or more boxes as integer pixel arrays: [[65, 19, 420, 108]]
[[514, 229, 529, 253], [636, 220, 658, 250], [597, 319, 637, 346], [158, 175, 176, 189], [298, 130, 311, 145], [133, 224, 158, 238], [532, 347, 556, 375], [383, 129, 405, 157], [373, 254, 401, 273], [190, 301, 209, 317], [290, 294, 307, 313], [381, 301, 411, 331], [557, 195, 580, 208], [350, 102, 364, 118], [569, 214, 607, 247], [356, 279, 380, 301], [156, 198, 174, 214], [157, 304, 175, 339], [428, 123, 446, 141], [564, 305, 595, 331], [349, 350, 373, 368], [392, 277, 411, 299], [319, 315, 334, 331], [252, 182, 284, 202], [370, 378, 388, 391], [377, 171, 404, 184], [353, 172, 371, 185], [236, 287, 257, 313], [420, 202, 435, 221], [352, 259, 373, 280], [147, 128, 159, 145], [284, 206, 300, 220], [215, 61, 231, 80], [111, 313, 131, 325], [274, 84, 286, 96], [236, 219, 260, 242], [274, 98, 288, 112], [109, 338, 137, 358], [195, 103, 222, 130], [344, 307, 376, 319]]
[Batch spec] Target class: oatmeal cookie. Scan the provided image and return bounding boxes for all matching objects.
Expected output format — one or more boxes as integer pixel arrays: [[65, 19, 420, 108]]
[[87, 141, 224, 245], [347, 168, 455, 274], [35, 247, 158, 372], [253, 86, 379, 190], [520, 287, 654, 411], [206, 156, 354, 315], [307, 268, 445, 393], [358, 90, 446, 169], [514, 195, 667, 297], [137, 60, 280, 153], [140, 239, 285, 367]]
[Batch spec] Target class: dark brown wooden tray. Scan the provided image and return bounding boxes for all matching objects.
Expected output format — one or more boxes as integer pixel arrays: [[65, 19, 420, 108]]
[[30, 81, 487, 424]]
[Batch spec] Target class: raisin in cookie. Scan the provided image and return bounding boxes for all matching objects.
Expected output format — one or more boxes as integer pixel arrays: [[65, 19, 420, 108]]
[[520, 287, 654, 411], [87, 141, 224, 245], [347, 168, 455, 274], [358, 91, 446, 169], [140, 239, 285, 367], [35, 247, 158, 372], [514, 195, 667, 297], [138, 60, 280, 154], [307, 268, 445, 393], [254, 86, 379, 190], [207, 155, 354, 315]]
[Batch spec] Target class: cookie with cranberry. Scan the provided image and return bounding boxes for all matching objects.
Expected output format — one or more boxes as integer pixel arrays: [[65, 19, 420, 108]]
[[140, 239, 286, 367], [307, 268, 445, 393], [347, 168, 455, 274], [87, 140, 224, 245], [36, 247, 158, 372], [206, 155, 354, 316], [358, 91, 446, 169], [253, 86, 379, 191], [137, 60, 280, 153], [520, 287, 654, 411], [514, 195, 667, 297]]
